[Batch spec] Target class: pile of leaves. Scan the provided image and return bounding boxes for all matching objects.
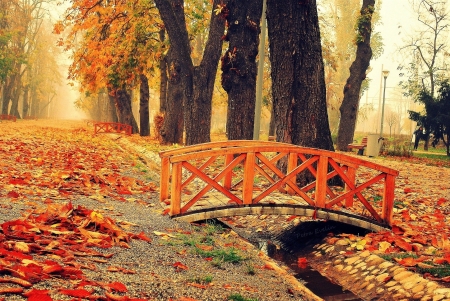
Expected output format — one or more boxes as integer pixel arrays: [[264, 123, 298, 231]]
[[0, 201, 151, 300]]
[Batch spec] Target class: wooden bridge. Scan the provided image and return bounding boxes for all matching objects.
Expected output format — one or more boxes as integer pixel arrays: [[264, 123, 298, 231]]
[[159, 141, 399, 231], [0, 114, 16, 122], [94, 122, 132, 135]]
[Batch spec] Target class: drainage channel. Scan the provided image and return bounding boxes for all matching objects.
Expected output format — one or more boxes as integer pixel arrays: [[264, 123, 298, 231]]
[[224, 219, 372, 301], [266, 220, 372, 301]]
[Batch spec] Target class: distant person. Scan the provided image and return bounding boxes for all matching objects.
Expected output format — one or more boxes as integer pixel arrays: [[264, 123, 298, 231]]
[[413, 126, 423, 150]]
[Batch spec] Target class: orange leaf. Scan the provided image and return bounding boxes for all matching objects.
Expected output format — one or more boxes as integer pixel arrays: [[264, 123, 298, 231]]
[[394, 257, 417, 267], [173, 262, 188, 270], [395, 238, 412, 251], [177, 297, 200, 301], [134, 231, 151, 242], [106, 281, 127, 292]]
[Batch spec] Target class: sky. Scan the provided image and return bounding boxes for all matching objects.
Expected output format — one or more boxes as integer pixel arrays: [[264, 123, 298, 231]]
[[360, 0, 417, 134]]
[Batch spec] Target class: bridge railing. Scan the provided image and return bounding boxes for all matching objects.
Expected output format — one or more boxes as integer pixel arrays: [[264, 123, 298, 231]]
[[94, 122, 132, 135], [159, 141, 399, 226]]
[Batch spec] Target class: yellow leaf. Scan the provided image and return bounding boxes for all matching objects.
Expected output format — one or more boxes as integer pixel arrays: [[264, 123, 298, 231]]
[[14, 242, 30, 253], [378, 241, 391, 252]]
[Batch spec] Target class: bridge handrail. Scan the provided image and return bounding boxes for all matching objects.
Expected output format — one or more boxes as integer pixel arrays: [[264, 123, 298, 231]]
[[159, 140, 399, 226], [94, 122, 132, 135], [0, 114, 17, 122]]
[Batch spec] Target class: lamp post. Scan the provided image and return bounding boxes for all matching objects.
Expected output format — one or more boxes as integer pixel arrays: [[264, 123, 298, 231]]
[[380, 70, 389, 137]]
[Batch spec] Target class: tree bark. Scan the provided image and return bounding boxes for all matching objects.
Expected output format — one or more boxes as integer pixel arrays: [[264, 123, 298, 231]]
[[155, 0, 228, 145], [139, 73, 150, 136], [159, 29, 168, 114], [336, 0, 375, 151], [186, 0, 228, 145], [110, 86, 139, 134], [267, 0, 333, 150], [22, 84, 29, 117], [160, 48, 184, 144], [221, 0, 263, 140]]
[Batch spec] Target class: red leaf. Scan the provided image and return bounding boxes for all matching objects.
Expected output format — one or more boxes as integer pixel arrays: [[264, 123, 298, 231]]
[[24, 289, 53, 301], [106, 281, 127, 292], [403, 187, 412, 194], [59, 289, 92, 298], [7, 191, 20, 198], [297, 257, 308, 268], [437, 198, 448, 206]]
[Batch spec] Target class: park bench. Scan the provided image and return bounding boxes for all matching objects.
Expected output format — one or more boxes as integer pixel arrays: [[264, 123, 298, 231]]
[[94, 122, 132, 135], [347, 136, 368, 155], [0, 114, 17, 122]]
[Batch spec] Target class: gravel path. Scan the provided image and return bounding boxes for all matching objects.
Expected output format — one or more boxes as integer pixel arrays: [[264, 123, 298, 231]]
[[0, 120, 316, 301]]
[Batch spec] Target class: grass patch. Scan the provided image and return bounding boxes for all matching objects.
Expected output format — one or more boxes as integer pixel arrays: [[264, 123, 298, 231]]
[[228, 294, 258, 301], [417, 263, 450, 278], [190, 275, 214, 284], [378, 252, 418, 261]]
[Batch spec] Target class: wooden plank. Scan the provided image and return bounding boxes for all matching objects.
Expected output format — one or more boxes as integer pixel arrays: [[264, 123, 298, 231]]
[[382, 174, 396, 224], [286, 153, 297, 195], [223, 154, 234, 190], [243, 152, 255, 204], [160, 157, 170, 202], [315, 156, 328, 207], [170, 162, 182, 215]]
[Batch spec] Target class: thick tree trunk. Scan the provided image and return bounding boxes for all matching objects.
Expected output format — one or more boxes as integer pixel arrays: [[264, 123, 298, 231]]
[[267, 0, 333, 150], [2, 74, 15, 115], [155, 0, 228, 145], [186, 0, 228, 145], [160, 48, 184, 144], [112, 87, 139, 134], [139, 74, 150, 136], [9, 85, 21, 118], [336, 0, 375, 151], [106, 92, 118, 122], [221, 0, 263, 140]]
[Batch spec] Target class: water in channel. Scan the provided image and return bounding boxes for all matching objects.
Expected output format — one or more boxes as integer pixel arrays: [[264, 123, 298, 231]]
[[261, 220, 371, 301]]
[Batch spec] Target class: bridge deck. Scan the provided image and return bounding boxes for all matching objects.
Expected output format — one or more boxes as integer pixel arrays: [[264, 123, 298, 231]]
[[160, 141, 399, 229]]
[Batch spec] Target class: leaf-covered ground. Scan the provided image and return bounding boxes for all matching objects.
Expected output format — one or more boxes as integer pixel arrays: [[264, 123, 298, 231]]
[[0, 120, 315, 301]]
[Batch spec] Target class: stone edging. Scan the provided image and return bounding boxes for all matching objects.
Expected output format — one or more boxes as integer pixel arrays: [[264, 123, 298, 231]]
[[310, 244, 450, 301]]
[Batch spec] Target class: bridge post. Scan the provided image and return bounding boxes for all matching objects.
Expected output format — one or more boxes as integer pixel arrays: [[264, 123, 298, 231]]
[[315, 156, 328, 208], [382, 174, 396, 224], [223, 154, 234, 190], [286, 153, 298, 195], [170, 162, 182, 215], [160, 157, 170, 202], [242, 152, 255, 204]]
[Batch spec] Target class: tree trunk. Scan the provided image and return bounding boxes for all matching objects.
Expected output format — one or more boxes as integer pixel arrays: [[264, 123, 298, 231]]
[[336, 0, 375, 151], [2, 74, 15, 115], [22, 84, 29, 117], [159, 29, 168, 114], [155, 0, 228, 145], [30, 86, 38, 118], [139, 74, 150, 136], [186, 0, 228, 145], [222, 0, 263, 140], [107, 92, 118, 122], [267, 0, 333, 150], [9, 84, 21, 118], [111, 87, 139, 134], [160, 48, 184, 144]]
